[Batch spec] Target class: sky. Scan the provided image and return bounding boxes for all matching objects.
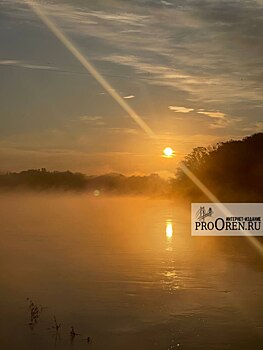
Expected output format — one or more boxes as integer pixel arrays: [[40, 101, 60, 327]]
[[0, 0, 262, 177]]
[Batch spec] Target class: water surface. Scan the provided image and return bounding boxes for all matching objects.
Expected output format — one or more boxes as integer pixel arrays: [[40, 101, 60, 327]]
[[0, 193, 262, 349]]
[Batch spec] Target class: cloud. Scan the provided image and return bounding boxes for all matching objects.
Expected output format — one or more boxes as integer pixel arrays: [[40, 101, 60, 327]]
[[252, 121, 263, 132], [0, 59, 56, 71], [85, 10, 149, 26], [169, 104, 240, 129], [79, 116, 105, 126], [197, 110, 234, 129], [168, 105, 239, 129], [5, 0, 262, 105], [109, 127, 138, 135], [1, 0, 262, 139], [169, 105, 194, 113], [239, 121, 263, 133], [0, 59, 20, 65], [161, 1, 173, 6], [79, 116, 102, 121], [197, 111, 226, 119]]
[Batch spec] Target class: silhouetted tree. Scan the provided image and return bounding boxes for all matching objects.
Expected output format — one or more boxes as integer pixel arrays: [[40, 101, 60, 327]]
[[173, 133, 263, 201]]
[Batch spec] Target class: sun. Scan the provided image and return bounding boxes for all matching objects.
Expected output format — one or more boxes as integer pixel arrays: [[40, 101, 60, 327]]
[[163, 147, 175, 158]]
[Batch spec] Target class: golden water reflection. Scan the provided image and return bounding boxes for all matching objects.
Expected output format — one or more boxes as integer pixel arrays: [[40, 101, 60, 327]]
[[166, 220, 173, 239]]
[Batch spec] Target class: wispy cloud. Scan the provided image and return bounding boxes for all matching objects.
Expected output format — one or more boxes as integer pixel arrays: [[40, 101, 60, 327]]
[[79, 116, 105, 126], [197, 110, 236, 129], [161, 1, 173, 7], [0, 59, 56, 71], [239, 121, 263, 133], [1, 0, 262, 148], [169, 106, 194, 113], [109, 127, 138, 135], [168, 104, 240, 129], [0, 60, 20, 65], [5, 0, 263, 106], [197, 111, 226, 119]]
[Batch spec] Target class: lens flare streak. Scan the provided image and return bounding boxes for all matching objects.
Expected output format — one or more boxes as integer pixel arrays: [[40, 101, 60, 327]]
[[25, 0, 156, 139], [25, 0, 263, 258]]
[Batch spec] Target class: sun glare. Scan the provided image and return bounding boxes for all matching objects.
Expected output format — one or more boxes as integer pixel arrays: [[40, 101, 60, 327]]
[[166, 220, 173, 238], [163, 147, 175, 158]]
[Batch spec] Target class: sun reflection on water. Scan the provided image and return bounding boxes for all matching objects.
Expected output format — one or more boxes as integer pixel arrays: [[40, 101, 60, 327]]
[[166, 220, 173, 239]]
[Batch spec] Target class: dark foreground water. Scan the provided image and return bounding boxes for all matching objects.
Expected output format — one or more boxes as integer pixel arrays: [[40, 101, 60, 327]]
[[0, 193, 262, 349]]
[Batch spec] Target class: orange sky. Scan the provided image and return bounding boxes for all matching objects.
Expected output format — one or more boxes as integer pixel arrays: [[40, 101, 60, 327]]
[[0, 0, 262, 177]]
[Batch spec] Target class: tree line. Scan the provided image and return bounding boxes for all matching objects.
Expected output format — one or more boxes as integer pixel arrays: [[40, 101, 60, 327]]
[[0, 133, 262, 200], [0, 169, 168, 196], [172, 133, 263, 201]]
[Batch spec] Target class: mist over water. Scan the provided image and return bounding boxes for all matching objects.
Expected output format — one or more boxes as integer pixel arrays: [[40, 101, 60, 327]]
[[0, 193, 262, 349]]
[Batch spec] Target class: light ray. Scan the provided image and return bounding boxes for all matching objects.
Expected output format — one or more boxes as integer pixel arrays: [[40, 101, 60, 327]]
[[180, 163, 263, 256], [25, 0, 156, 139], [25, 1, 262, 257]]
